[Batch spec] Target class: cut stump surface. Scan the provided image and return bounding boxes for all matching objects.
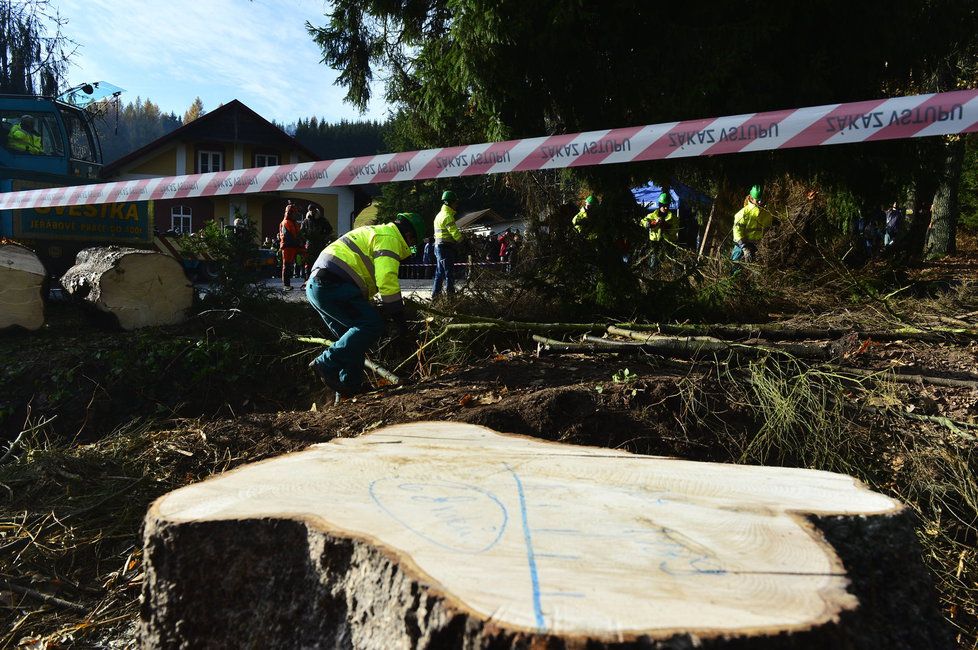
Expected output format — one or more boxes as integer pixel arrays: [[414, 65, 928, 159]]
[[141, 423, 947, 649]]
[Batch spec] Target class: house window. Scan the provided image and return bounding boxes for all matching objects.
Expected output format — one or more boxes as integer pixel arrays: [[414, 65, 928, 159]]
[[198, 150, 223, 173], [171, 205, 192, 234], [255, 153, 279, 167]]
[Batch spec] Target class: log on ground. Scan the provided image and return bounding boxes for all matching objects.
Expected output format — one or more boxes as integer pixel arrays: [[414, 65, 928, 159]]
[[61, 246, 192, 330], [0, 242, 46, 331], [140, 422, 950, 649]]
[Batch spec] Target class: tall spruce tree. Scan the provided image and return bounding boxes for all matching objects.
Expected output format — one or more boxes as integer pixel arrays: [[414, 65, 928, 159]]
[[309, 1, 978, 259], [184, 97, 205, 124], [0, 0, 72, 96]]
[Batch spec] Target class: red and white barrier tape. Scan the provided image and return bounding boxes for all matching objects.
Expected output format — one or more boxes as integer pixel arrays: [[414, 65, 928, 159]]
[[2, 90, 976, 210]]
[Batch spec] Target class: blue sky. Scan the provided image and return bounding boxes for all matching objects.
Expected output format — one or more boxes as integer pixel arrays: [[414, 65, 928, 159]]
[[55, 0, 390, 126]]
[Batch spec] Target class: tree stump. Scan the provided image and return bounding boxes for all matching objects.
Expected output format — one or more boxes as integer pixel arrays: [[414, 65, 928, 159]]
[[140, 423, 950, 649], [61, 246, 192, 330], [0, 242, 46, 331]]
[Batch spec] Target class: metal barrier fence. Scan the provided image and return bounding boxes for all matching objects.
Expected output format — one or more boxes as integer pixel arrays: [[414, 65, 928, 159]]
[[399, 262, 510, 279]]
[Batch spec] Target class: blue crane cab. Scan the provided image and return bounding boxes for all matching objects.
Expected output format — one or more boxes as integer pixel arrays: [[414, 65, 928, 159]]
[[0, 81, 120, 184], [0, 82, 158, 275]]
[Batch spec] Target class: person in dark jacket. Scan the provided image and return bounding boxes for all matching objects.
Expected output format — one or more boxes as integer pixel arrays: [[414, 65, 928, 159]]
[[884, 202, 903, 248]]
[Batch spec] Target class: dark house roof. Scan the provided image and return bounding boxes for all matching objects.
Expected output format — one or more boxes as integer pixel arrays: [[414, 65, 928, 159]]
[[102, 99, 320, 177]]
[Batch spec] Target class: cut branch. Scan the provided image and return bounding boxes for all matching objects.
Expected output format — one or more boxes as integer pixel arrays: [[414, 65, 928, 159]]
[[615, 321, 970, 343], [531, 334, 642, 354], [827, 365, 978, 390], [412, 302, 605, 333], [297, 336, 401, 385], [608, 326, 831, 360], [0, 579, 87, 613]]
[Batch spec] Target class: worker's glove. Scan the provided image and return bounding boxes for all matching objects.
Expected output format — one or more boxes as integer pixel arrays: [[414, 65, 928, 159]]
[[392, 313, 413, 340]]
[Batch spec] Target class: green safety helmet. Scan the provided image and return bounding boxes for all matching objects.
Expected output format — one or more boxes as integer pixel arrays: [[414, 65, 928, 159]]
[[396, 212, 427, 242], [749, 185, 762, 201], [658, 192, 670, 206], [441, 190, 457, 204], [585, 195, 596, 206]]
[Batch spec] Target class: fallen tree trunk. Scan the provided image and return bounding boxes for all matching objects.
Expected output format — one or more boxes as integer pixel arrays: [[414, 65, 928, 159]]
[[412, 303, 606, 333], [585, 332, 827, 362], [829, 364, 978, 390], [607, 326, 831, 360], [617, 321, 965, 343], [140, 422, 949, 649], [61, 247, 192, 330], [531, 334, 641, 354], [0, 242, 46, 331]]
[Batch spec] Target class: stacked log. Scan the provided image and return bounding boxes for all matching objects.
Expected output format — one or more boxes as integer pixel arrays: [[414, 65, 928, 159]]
[[140, 422, 950, 649], [0, 242, 46, 331], [61, 246, 192, 330]]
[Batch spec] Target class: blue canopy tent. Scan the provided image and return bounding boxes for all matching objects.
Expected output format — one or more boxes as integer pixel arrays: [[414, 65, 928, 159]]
[[631, 181, 713, 210]]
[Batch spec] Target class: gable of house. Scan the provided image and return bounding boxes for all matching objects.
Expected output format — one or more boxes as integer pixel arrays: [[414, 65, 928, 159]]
[[101, 100, 359, 240]]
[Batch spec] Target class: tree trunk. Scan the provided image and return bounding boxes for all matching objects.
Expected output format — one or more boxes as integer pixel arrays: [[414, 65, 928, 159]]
[[0, 242, 46, 331], [140, 422, 950, 649], [926, 136, 965, 258], [61, 246, 193, 330], [600, 328, 830, 360]]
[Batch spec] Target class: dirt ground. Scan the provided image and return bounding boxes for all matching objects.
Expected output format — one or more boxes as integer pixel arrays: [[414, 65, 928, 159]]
[[2, 250, 978, 648]]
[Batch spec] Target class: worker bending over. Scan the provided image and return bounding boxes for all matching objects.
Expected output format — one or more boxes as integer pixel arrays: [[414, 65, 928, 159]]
[[307, 213, 427, 396]]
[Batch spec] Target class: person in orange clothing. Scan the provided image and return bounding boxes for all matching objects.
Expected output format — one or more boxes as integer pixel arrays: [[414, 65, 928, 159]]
[[279, 200, 303, 291]]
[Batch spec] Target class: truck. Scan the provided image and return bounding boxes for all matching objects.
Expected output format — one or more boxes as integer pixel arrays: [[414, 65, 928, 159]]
[[0, 81, 161, 276]]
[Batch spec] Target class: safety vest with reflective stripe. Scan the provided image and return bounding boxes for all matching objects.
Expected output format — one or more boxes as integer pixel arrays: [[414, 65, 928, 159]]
[[314, 223, 411, 311], [433, 204, 462, 244], [8, 124, 41, 154], [572, 207, 598, 241], [641, 209, 678, 243], [732, 201, 773, 243], [572, 208, 588, 233], [279, 218, 301, 249]]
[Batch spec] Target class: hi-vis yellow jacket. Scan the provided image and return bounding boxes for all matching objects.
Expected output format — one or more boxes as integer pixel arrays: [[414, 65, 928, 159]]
[[732, 201, 774, 243], [572, 208, 588, 233], [433, 204, 462, 244], [8, 124, 41, 154], [318, 223, 411, 313], [641, 209, 678, 243]]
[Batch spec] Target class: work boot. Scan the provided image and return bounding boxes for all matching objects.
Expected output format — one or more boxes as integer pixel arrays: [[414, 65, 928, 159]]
[[309, 359, 352, 396]]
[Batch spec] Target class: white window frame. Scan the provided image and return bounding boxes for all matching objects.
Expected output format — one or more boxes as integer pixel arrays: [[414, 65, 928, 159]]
[[198, 150, 223, 173], [255, 153, 279, 167], [171, 205, 192, 233]]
